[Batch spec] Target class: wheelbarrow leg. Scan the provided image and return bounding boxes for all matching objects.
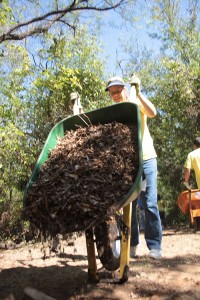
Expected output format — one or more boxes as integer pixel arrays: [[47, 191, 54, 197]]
[[119, 202, 132, 283], [85, 229, 99, 283]]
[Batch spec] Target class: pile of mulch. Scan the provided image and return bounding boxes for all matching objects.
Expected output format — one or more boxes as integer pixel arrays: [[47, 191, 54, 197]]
[[23, 121, 139, 236]]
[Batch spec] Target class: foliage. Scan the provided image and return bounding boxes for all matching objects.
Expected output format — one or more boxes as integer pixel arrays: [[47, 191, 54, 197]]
[[121, 0, 200, 222], [149, 0, 200, 198], [0, 45, 35, 212], [25, 27, 108, 143], [0, 24, 108, 228]]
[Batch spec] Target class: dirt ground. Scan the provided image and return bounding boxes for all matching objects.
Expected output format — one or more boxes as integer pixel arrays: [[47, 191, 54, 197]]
[[0, 227, 200, 300]]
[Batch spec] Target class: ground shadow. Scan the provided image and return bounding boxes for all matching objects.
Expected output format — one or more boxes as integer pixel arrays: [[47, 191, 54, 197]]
[[1, 253, 200, 300], [0, 262, 121, 300], [0, 264, 87, 300]]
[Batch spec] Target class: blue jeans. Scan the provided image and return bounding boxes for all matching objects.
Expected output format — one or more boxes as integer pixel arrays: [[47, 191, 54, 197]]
[[131, 158, 162, 250]]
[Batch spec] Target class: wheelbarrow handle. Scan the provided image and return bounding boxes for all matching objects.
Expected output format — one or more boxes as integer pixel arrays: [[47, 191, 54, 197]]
[[129, 84, 139, 105]]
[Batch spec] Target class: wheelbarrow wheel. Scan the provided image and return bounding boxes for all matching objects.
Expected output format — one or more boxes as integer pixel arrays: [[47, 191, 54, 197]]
[[94, 216, 121, 271]]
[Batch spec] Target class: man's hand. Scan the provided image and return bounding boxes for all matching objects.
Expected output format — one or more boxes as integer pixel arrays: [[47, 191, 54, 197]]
[[130, 74, 141, 95]]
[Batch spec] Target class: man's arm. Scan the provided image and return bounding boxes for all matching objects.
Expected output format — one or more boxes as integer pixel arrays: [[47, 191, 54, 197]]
[[138, 93, 157, 118], [183, 167, 191, 183], [130, 74, 156, 118]]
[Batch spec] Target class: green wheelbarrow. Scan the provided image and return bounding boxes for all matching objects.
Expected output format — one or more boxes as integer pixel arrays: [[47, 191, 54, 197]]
[[23, 102, 142, 283]]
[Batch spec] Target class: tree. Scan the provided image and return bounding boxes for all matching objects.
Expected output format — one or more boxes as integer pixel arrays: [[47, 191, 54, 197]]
[[148, 0, 200, 183], [0, 44, 34, 212], [26, 27, 109, 142], [0, 22, 111, 219], [120, 0, 200, 223]]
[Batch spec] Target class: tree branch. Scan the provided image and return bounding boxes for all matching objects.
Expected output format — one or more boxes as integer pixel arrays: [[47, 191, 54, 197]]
[[0, 0, 127, 43]]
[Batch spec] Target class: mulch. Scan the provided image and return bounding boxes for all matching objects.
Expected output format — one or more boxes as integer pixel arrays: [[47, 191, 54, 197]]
[[23, 121, 139, 236]]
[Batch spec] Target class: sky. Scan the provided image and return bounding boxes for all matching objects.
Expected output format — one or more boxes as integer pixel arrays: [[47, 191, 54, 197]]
[[101, 23, 159, 75], [99, 0, 197, 76], [99, 2, 159, 75]]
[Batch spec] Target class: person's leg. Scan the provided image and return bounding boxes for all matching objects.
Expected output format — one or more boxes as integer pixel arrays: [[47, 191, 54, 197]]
[[138, 191, 145, 231], [159, 211, 167, 228], [139, 209, 145, 231], [130, 199, 139, 247], [142, 158, 162, 251]]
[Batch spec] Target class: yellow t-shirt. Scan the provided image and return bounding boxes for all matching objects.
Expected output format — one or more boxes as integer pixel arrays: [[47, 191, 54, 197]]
[[184, 148, 200, 189], [140, 112, 157, 161]]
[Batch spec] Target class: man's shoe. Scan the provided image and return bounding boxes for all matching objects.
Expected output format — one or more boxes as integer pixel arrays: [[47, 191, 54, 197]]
[[149, 249, 162, 259], [130, 246, 138, 258]]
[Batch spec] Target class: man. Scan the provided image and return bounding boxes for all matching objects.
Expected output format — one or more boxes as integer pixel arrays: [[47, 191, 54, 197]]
[[105, 75, 162, 259], [183, 137, 200, 189]]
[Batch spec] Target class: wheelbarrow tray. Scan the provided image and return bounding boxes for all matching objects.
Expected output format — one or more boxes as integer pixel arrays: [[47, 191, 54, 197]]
[[177, 189, 200, 215], [24, 102, 142, 232]]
